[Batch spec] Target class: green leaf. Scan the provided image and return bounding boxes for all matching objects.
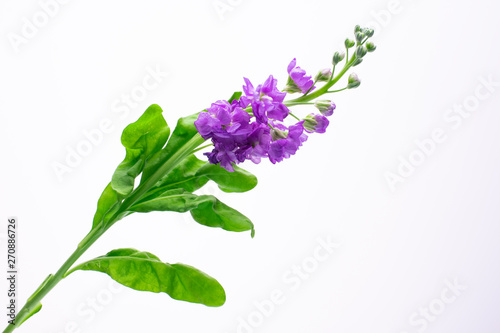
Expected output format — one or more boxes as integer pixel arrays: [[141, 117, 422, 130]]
[[111, 104, 170, 196], [132, 189, 199, 212], [228, 91, 242, 103], [27, 274, 52, 303], [15, 274, 52, 327], [92, 183, 121, 229], [140, 113, 199, 185], [197, 161, 257, 193], [16, 302, 42, 327], [141, 155, 257, 201], [190, 196, 255, 236], [152, 154, 209, 193], [67, 249, 226, 307], [130, 189, 254, 234], [92, 105, 170, 230]]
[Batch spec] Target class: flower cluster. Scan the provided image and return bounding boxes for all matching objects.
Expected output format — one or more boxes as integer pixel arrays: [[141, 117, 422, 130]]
[[194, 23, 377, 171], [194, 74, 311, 171], [195, 73, 327, 171]]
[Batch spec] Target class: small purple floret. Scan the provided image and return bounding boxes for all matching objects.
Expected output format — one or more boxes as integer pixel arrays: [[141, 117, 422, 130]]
[[287, 58, 315, 94], [241, 75, 289, 124], [268, 121, 308, 164]]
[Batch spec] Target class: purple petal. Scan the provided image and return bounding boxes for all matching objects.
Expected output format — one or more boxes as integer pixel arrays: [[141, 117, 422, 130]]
[[287, 58, 297, 74]]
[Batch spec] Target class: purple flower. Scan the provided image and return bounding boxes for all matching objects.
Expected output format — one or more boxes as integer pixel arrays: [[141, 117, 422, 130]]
[[235, 122, 272, 164], [194, 100, 251, 141], [241, 76, 289, 124], [205, 142, 238, 172], [195, 73, 325, 172], [268, 121, 308, 164], [303, 114, 329, 134], [195, 99, 255, 171], [285, 58, 315, 94]]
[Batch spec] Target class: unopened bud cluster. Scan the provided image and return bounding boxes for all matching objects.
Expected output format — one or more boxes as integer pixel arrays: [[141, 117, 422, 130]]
[[330, 25, 377, 89]]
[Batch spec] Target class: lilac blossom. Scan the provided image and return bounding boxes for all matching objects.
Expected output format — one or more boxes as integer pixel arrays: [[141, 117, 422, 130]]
[[241, 75, 289, 124], [268, 121, 308, 164], [285, 58, 315, 94]]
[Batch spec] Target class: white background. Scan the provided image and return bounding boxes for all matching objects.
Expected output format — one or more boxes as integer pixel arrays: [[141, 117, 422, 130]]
[[1, 0, 500, 332]]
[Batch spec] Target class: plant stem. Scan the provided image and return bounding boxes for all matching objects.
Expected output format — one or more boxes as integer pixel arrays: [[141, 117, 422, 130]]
[[114, 134, 206, 222], [288, 112, 301, 121], [330, 64, 336, 81], [3, 227, 104, 332], [284, 102, 314, 107], [2, 134, 207, 333], [326, 87, 348, 93], [191, 143, 213, 154], [286, 54, 357, 104]]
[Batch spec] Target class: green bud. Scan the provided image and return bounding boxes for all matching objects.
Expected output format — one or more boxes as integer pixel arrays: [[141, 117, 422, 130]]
[[347, 73, 361, 89], [314, 100, 336, 116], [315, 68, 332, 82], [364, 28, 375, 37], [345, 39, 355, 49], [355, 32, 365, 44], [352, 58, 363, 67], [332, 51, 345, 65], [355, 45, 367, 58], [366, 42, 377, 52], [302, 114, 319, 133], [354, 25, 361, 33], [271, 128, 288, 141]]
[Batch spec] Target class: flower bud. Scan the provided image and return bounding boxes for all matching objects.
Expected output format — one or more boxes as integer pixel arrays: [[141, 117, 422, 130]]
[[303, 114, 329, 134], [355, 32, 365, 44], [332, 51, 345, 65], [347, 73, 361, 89], [364, 28, 375, 37], [271, 127, 288, 141], [352, 58, 363, 67], [315, 68, 332, 82], [314, 100, 336, 117], [355, 45, 367, 58], [354, 25, 361, 33], [366, 41, 377, 52], [345, 39, 355, 49]]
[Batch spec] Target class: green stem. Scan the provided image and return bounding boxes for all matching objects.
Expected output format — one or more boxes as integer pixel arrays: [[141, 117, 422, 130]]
[[109, 134, 206, 227], [288, 112, 301, 121], [286, 54, 357, 105], [2, 134, 207, 333], [330, 64, 336, 81], [284, 102, 314, 107], [190, 143, 213, 154], [3, 227, 104, 332], [326, 87, 348, 93]]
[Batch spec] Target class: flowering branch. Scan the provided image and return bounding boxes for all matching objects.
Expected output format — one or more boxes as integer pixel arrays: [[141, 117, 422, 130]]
[[3, 25, 376, 332]]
